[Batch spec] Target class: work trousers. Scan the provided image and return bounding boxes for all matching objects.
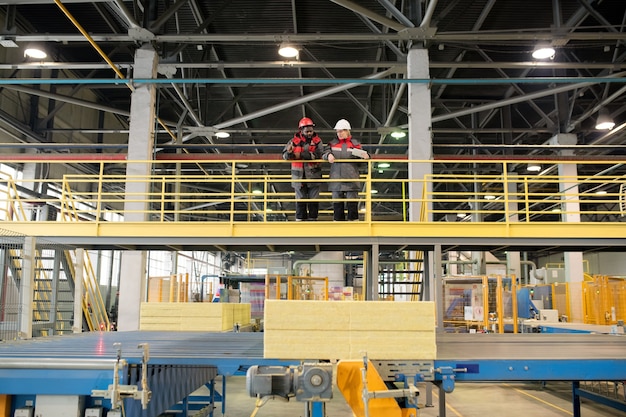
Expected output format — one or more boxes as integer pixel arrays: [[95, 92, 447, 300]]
[[331, 190, 358, 221], [295, 183, 320, 220]]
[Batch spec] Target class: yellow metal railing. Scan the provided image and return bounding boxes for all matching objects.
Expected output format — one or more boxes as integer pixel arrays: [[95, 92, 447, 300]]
[[0, 170, 110, 332], [147, 274, 190, 302], [583, 275, 626, 325], [0, 158, 625, 224]]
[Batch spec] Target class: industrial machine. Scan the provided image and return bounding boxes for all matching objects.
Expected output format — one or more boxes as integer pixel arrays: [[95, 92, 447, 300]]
[[246, 357, 424, 417], [246, 363, 334, 416]]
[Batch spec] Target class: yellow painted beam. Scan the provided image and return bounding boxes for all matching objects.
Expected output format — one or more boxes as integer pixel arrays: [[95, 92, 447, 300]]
[[2, 221, 626, 240]]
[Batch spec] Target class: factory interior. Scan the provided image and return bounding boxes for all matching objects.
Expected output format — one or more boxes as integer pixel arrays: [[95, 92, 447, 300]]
[[0, 1, 626, 416]]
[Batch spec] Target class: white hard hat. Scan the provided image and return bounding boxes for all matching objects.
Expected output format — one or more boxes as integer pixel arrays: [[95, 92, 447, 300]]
[[334, 119, 351, 130]]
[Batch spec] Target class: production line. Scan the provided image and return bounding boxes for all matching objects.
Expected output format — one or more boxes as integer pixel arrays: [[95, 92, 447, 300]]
[[0, 331, 624, 417]]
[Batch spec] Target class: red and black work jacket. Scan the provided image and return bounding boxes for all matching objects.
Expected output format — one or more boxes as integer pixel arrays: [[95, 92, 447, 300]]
[[282, 132, 324, 185]]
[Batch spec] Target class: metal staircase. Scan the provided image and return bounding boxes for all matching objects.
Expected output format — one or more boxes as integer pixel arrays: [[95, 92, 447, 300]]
[[0, 172, 110, 336]]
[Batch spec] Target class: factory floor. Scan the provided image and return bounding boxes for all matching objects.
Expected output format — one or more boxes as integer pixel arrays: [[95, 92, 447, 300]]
[[209, 376, 625, 417]]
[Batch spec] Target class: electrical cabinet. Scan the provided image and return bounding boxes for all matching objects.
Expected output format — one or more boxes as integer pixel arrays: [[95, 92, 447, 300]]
[[84, 408, 103, 417], [14, 408, 34, 417], [34, 395, 84, 417]]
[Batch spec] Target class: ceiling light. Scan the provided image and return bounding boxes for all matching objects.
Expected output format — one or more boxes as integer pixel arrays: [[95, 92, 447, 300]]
[[595, 108, 615, 130], [456, 213, 467, 218], [252, 189, 263, 195], [24, 45, 47, 59], [527, 163, 541, 172], [390, 131, 406, 139], [0, 37, 18, 48], [595, 190, 607, 195], [484, 195, 496, 200], [377, 162, 390, 169], [215, 131, 230, 138], [532, 45, 555, 60], [371, 189, 378, 194], [278, 43, 299, 58]]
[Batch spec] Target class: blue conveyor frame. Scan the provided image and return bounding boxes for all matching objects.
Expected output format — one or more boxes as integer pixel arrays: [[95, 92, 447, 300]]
[[0, 331, 624, 417]]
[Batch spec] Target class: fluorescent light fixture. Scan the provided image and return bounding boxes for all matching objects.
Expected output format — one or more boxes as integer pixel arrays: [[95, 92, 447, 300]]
[[390, 131, 406, 139], [0, 38, 18, 48], [532, 45, 555, 60], [527, 163, 542, 172], [377, 162, 390, 169], [215, 131, 230, 138], [456, 213, 467, 218], [278, 43, 299, 58], [252, 189, 263, 195], [24, 45, 47, 59], [484, 195, 496, 200], [595, 190, 607, 195], [551, 208, 561, 213], [370, 189, 378, 194], [595, 109, 615, 130]]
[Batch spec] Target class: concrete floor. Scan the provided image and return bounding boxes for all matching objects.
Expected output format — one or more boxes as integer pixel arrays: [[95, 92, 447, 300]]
[[207, 376, 625, 417]]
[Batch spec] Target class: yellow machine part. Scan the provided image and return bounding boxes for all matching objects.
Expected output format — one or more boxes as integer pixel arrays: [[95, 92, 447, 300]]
[[336, 360, 416, 417], [0, 395, 11, 417]]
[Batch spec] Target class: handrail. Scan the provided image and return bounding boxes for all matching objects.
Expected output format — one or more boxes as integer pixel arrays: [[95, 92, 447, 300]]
[[0, 158, 624, 225]]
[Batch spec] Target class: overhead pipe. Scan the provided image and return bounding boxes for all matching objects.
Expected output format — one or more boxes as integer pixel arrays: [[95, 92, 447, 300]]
[[213, 68, 398, 129], [2, 153, 626, 162], [53, 0, 180, 142], [430, 71, 626, 124], [377, 0, 415, 28], [109, 0, 140, 29], [4, 85, 130, 117], [5, 76, 626, 87], [5, 61, 626, 71], [291, 259, 421, 276], [419, 0, 439, 28], [330, 0, 407, 32]]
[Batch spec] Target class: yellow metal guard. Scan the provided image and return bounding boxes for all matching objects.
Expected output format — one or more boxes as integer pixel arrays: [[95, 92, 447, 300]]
[[336, 360, 416, 417]]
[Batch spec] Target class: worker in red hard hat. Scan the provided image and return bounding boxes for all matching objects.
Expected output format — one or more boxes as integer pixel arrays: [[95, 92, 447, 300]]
[[282, 117, 324, 221]]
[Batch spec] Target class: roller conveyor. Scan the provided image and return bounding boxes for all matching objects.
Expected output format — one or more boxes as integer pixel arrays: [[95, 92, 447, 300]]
[[0, 331, 624, 415], [1, 331, 624, 385]]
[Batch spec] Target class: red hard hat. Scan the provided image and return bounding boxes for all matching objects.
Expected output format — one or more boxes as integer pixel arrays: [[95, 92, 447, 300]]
[[298, 117, 315, 129]]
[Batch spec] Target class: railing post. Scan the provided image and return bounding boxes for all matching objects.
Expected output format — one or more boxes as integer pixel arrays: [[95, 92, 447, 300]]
[[365, 161, 372, 223], [95, 162, 104, 225], [230, 163, 236, 223], [160, 176, 166, 222], [502, 163, 509, 224]]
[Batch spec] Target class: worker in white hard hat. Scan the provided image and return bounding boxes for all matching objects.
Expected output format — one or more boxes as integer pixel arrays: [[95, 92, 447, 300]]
[[323, 119, 370, 221]]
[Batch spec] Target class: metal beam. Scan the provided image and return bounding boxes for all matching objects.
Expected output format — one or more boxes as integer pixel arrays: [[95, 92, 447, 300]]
[[8, 32, 626, 43]]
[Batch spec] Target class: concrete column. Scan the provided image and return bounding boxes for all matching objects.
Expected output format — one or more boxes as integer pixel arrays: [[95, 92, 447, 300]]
[[407, 47, 433, 221], [73, 248, 84, 333], [433, 244, 443, 332], [19, 236, 35, 339], [550, 133, 584, 322], [506, 173, 521, 280], [118, 45, 158, 331], [368, 244, 379, 301]]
